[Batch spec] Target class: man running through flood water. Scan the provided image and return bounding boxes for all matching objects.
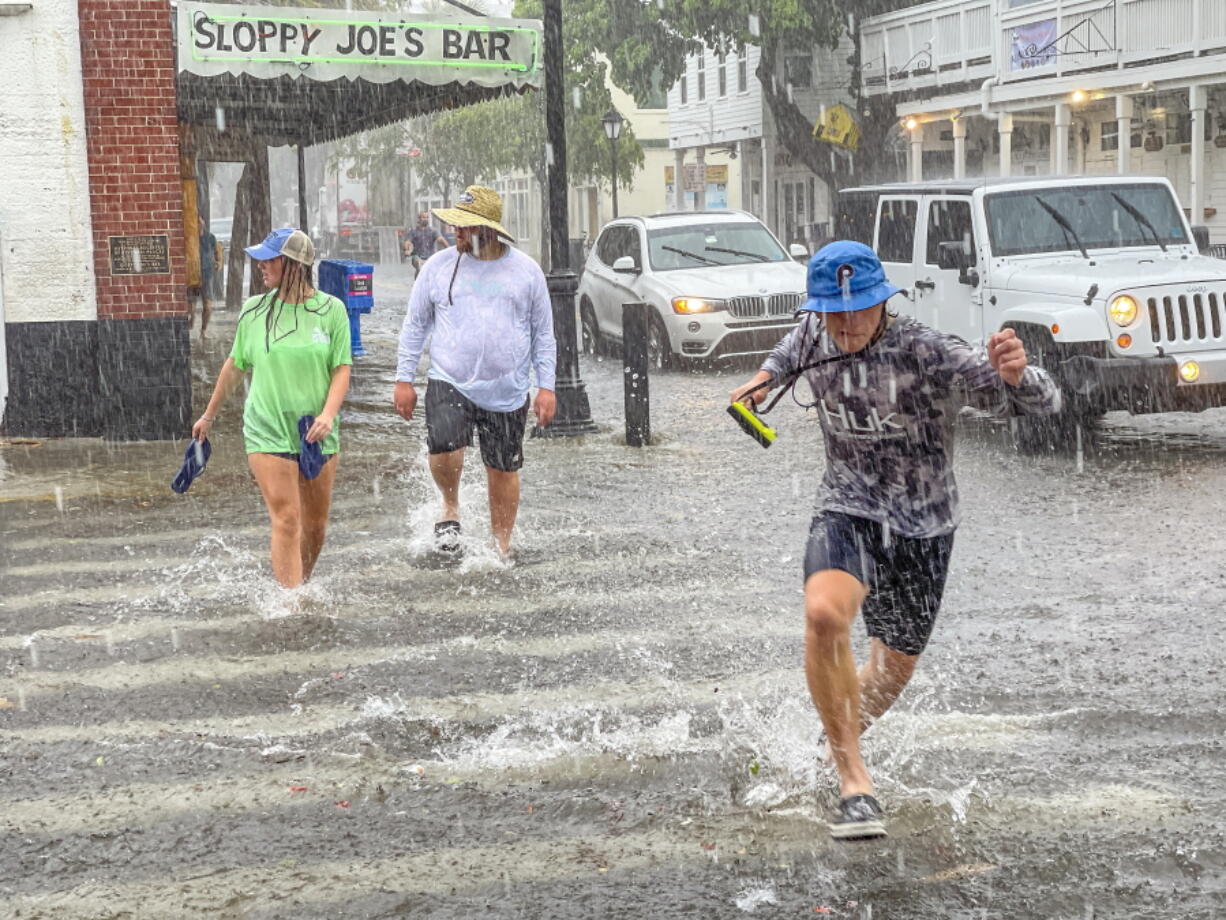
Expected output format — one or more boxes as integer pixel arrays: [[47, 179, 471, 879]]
[[730, 241, 1061, 840]]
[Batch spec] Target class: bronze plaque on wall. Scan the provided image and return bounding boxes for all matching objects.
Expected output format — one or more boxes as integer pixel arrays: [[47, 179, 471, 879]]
[[108, 235, 171, 275]]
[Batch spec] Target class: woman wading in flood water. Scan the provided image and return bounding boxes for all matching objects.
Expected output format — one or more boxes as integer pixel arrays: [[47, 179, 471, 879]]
[[192, 228, 352, 591]]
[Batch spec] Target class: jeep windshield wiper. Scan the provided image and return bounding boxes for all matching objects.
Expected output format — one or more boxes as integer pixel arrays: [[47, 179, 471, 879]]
[[704, 245, 770, 262], [661, 245, 721, 266], [1034, 196, 1090, 260], [1111, 191, 1168, 253]]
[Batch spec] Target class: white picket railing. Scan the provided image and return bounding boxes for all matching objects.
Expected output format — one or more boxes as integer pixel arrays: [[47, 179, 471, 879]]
[[861, 0, 1226, 97]]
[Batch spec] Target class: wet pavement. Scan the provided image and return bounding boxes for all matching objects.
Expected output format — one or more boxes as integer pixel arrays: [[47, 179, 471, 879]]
[[2, 260, 1225, 918]]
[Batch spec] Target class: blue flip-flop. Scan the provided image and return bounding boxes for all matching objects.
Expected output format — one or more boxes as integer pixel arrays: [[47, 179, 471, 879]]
[[171, 437, 211, 494], [297, 415, 326, 480]]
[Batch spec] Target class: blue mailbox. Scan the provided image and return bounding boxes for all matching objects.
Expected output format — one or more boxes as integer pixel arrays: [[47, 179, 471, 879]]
[[319, 259, 374, 357]]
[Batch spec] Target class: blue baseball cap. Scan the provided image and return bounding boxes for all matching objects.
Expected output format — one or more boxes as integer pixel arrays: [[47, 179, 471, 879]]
[[800, 240, 903, 314], [244, 227, 316, 264]]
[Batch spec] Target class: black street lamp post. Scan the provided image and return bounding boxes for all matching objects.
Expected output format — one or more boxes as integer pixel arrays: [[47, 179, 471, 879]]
[[602, 107, 623, 219], [538, 0, 597, 437]]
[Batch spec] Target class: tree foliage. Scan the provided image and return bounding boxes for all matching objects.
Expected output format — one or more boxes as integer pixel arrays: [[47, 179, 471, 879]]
[[334, 0, 645, 220], [598, 0, 915, 194]]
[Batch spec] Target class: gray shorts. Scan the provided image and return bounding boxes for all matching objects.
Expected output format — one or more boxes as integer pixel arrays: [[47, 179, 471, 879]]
[[804, 511, 954, 656], [424, 379, 529, 473]]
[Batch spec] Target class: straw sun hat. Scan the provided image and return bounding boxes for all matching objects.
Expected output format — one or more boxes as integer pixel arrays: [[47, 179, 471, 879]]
[[432, 185, 516, 242]]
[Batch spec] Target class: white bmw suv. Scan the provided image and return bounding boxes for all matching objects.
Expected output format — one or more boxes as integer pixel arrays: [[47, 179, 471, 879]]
[[577, 210, 808, 368]]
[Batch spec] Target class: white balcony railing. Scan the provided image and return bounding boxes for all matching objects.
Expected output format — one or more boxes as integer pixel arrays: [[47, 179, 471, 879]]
[[861, 0, 1226, 98]]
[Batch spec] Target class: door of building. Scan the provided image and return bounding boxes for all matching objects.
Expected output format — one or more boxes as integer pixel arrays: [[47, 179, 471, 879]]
[[0, 229, 7, 426], [0, 227, 7, 427]]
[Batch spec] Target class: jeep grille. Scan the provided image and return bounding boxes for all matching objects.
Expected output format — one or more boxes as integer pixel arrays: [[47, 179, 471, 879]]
[[728, 293, 804, 319], [1146, 292, 1226, 347]]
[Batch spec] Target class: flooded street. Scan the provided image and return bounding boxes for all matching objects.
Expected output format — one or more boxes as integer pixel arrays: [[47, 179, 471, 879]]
[[2, 265, 1225, 918]]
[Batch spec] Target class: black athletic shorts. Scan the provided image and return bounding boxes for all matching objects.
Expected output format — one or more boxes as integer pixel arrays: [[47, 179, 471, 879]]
[[424, 379, 529, 473], [803, 511, 954, 656]]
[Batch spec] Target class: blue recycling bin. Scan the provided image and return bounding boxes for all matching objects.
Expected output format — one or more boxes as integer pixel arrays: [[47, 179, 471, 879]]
[[318, 259, 374, 357]]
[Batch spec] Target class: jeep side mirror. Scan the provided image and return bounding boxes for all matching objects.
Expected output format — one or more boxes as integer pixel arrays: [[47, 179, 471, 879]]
[[937, 241, 962, 271], [938, 241, 979, 287], [612, 255, 640, 274], [788, 243, 809, 262], [1192, 224, 1210, 253]]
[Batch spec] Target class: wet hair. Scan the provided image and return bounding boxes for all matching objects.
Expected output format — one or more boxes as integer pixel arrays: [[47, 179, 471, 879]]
[[238, 255, 323, 353]]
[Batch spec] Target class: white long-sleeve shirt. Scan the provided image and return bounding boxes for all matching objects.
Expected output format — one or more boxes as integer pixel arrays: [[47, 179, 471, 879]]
[[396, 246, 557, 412]]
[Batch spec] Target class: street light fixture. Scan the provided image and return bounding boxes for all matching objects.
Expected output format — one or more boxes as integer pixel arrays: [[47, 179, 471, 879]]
[[602, 107, 624, 218]]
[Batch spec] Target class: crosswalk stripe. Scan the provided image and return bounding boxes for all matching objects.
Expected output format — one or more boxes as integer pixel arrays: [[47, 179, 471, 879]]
[[0, 546, 726, 615], [2, 666, 804, 745], [1, 828, 726, 914]]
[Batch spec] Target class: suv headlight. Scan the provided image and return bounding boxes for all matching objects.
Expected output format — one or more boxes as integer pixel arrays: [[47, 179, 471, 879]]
[[1109, 294, 1139, 327], [672, 297, 725, 315]]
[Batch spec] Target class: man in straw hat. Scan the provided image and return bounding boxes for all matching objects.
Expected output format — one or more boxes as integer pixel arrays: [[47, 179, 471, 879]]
[[730, 241, 1060, 841], [393, 185, 556, 559]]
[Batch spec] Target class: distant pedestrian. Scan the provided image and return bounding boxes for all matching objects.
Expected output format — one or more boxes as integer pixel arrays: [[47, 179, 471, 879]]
[[403, 211, 448, 274], [392, 186, 556, 560], [193, 228, 352, 590], [189, 216, 221, 339], [730, 241, 1060, 840]]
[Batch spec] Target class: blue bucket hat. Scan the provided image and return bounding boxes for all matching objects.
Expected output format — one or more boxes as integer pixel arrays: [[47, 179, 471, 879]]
[[297, 416, 326, 480], [801, 240, 903, 314], [171, 437, 211, 494]]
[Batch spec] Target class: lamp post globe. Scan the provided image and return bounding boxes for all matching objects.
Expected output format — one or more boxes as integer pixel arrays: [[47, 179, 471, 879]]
[[602, 107, 623, 141], [602, 107, 624, 218]]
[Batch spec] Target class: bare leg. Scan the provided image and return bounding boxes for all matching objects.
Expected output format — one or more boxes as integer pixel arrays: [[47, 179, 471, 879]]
[[429, 448, 464, 522], [858, 638, 920, 733], [804, 569, 872, 799], [248, 453, 304, 588], [298, 454, 339, 581], [201, 297, 212, 339], [486, 467, 520, 557]]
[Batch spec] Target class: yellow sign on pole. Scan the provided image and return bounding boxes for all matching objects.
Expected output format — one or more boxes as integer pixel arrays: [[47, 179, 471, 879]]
[[813, 103, 861, 152]]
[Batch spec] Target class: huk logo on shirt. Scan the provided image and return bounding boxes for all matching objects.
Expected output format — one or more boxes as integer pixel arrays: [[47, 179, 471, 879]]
[[312, 327, 331, 345], [820, 399, 903, 435]]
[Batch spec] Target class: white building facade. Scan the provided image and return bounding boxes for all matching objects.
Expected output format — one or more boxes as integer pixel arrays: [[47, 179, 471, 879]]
[[862, 0, 1226, 241], [666, 37, 858, 249]]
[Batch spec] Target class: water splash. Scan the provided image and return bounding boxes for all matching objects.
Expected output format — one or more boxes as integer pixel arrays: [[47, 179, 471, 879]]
[[734, 886, 778, 912]]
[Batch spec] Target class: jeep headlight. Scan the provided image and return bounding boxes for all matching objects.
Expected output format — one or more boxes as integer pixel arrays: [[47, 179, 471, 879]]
[[1109, 294, 1139, 327], [672, 297, 725, 315]]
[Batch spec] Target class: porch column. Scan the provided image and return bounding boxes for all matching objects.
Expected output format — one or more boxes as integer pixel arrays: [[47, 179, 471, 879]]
[[673, 148, 685, 211], [909, 123, 924, 182], [998, 112, 1013, 178], [761, 134, 773, 230], [1115, 95, 1133, 175], [737, 140, 750, 210], [695, 146, 707, 211], [952, 116, 968, 179], [1190, 84, 1207, 226], [1053, 102, 1071, 176]]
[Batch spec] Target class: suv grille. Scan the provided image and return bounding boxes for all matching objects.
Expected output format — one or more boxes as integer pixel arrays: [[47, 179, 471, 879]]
[[1147, 292, 1226, 347], [728, 293, 803, 319]]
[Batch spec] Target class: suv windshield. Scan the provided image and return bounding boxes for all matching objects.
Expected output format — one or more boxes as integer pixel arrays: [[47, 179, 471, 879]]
[[647, 221, 788, 270], [985, 184, 1189, 256]]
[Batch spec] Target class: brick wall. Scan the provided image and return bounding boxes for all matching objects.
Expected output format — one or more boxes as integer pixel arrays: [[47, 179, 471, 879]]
[[78, 0, 186, 320]]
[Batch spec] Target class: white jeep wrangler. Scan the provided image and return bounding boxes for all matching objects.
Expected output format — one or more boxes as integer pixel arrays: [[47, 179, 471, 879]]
[[836, 176, 1226, 446]]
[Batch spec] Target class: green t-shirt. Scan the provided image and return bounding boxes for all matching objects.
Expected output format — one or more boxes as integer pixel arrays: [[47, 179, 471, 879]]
[[229, 290, 352, 455]]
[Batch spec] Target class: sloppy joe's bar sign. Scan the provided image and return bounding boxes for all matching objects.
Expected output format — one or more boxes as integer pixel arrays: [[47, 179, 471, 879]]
[[181, 3, 540, 76]]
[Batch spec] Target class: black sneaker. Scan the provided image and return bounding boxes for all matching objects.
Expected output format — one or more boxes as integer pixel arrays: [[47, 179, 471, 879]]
[[434, 520, 461, 552], [830, 793, 887, 841]]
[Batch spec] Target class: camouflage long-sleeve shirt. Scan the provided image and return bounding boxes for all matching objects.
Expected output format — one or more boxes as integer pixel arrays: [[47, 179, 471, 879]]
[[761, 314, 1061, 538]]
